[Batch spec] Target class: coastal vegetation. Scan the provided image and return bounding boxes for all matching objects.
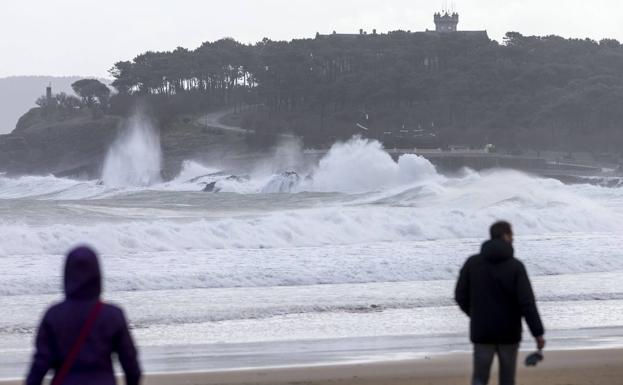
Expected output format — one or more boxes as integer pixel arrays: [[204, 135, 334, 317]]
[[21, 31, 623, 154], [101, 32, 623, 151]]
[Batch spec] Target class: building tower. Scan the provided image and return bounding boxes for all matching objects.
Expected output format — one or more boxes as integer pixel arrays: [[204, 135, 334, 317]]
[[46, 83, 52, 104], [434, 11, 459, 32]]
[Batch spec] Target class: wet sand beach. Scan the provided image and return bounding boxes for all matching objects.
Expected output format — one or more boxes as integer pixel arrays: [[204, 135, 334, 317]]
[[146, 348, 623, 385], [142, 348, 623, 385], [3, 348, 622, 385], [4, 148, 623, 385]]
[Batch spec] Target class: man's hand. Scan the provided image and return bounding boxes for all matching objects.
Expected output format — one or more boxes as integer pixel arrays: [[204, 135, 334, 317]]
[[536, 335, 546, 350]]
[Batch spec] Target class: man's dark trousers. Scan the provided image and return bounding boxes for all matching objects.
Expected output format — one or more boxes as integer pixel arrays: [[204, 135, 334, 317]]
[[472, 343, 519, 385]]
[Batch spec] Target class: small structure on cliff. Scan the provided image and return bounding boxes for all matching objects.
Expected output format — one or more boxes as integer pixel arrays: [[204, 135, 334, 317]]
[[434, 11, 459, 32], [316, 10, 487, 39]]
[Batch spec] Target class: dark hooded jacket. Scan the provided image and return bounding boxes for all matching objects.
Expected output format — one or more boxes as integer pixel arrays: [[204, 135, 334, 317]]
[[455, 239, 544, 344], [26, 247, 141, 385]]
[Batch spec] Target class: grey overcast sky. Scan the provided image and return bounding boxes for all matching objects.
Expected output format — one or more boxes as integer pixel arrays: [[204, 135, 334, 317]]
[[2, 0, 623, 78]]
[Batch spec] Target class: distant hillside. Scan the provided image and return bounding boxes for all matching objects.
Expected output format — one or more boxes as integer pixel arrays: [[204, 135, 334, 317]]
[[107, 32, 623, 152], [0, 76, 108, 134]]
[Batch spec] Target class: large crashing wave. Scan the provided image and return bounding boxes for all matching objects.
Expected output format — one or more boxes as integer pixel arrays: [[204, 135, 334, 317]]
[[303, 137, 438, 193], [0, 136, 616, 198], [0, 137, 622, 257], [171, 137, 439, 194], [0, 170, 620, 257]]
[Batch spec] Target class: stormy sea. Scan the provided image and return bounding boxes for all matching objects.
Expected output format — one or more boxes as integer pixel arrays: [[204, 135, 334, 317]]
[[2, 118, 623, 378]]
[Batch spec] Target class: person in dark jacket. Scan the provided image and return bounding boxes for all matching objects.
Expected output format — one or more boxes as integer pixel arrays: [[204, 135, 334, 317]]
[[455, 221, 545, 385], [26, 246, 141, 385]]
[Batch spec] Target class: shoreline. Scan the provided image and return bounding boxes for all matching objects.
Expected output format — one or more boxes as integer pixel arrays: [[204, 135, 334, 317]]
[[3, 348, 623, 385], [4, 326, 623, 380]]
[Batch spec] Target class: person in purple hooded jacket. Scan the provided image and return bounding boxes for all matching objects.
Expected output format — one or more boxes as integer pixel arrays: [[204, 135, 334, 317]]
[[26, 246, 141, 385]]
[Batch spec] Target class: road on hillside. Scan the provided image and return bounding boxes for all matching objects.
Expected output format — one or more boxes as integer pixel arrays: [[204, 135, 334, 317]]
[[198, 108, 252, 134], [199, 107, 299, 139]]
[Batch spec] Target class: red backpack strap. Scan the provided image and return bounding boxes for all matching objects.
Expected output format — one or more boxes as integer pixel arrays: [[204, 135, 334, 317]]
[[52, 300, 104, 385]]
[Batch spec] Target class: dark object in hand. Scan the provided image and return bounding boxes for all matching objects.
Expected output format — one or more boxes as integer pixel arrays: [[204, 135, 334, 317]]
[[525, 351, 544, 367]]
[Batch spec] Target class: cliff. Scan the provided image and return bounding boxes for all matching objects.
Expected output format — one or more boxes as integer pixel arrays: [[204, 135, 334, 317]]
[[0, 108, 248, 178], [0, 76, 110, 135], [0, 108, 121, 177]]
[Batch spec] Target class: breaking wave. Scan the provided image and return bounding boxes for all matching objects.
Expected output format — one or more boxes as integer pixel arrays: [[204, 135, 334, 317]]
[[3, 235, 623, 297], [0, 136, 621, 259], [0, 169, 620, 258], [0, 136, 620, 199]]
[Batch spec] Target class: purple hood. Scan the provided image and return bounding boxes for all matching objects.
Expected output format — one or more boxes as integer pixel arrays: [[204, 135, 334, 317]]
[[26, 246, 141, 385], [64, 246, 102, 300]]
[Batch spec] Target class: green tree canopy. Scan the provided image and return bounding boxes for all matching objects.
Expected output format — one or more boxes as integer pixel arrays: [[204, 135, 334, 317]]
[[71, 79, 110, 107], [106, 32, 623, 151]]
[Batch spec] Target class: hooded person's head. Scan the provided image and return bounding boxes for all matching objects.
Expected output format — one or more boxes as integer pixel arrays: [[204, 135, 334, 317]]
[[481, 221, 514, 263], [64, 246, 102, 300], [490, 221, 513, 244]]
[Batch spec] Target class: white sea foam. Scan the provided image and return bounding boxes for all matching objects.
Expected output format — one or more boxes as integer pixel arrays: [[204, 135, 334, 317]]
[[1, 137, 622, 287], [300, 137, 439, 193], [171, 161, 220, 185], [166, 137, 440, 194], [0, 174, 101, 199], [4, 136, 623, 366], [0, 137, 621, 258], [0, 136, 619, 199], [3, 235, 623, 297], [0, 171, 619, 258]]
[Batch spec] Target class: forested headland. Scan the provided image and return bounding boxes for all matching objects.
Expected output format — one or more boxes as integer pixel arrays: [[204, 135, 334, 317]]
[[30, 31, 623, 152]]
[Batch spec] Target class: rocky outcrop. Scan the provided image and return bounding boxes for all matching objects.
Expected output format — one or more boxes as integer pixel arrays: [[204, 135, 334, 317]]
[[0, 107, 253, 179], [0, 108, 121, 177], [261, 171, 301, 193]]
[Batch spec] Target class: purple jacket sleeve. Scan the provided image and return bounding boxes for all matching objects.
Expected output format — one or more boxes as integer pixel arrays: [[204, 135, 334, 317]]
[[114, 309, 142, 385], [25, 314, 54, 385]]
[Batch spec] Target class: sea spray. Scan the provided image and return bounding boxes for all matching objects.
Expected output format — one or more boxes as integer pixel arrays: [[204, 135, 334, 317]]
[[261, 136, 307, 175], [101, 112, 162, 187], [303, 136, 438, 193], [166, 137, 440, 194]]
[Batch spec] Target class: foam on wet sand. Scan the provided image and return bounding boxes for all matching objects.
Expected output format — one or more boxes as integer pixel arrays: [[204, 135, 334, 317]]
[[3, 349, 622, 385]]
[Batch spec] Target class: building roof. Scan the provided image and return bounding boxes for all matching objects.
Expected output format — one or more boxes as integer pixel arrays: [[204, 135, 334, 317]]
[[315, 30, 377, 39], [317, 11, 487, 40], [420, 30, 489, 38], [316, 30, 489, 40]]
